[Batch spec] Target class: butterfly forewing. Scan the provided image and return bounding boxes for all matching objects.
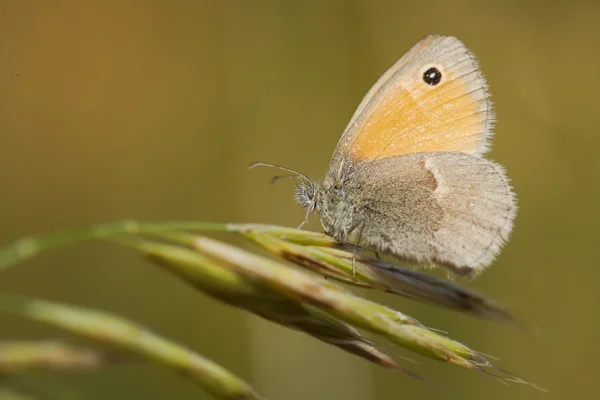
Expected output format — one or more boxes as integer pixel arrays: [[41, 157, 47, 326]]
[[328, 35, 493, 182]]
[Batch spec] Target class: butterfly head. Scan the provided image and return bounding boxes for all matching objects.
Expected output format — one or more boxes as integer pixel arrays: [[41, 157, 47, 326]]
[[294, 179, 317, 211], [249, 161, 319, 213]]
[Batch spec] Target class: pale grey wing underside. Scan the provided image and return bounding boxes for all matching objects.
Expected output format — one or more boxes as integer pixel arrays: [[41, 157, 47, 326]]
[[343, 152, 516, 277]]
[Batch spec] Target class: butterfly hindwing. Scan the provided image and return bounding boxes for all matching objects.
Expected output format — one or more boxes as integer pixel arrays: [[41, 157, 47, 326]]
[[322, 152, 515, 277]]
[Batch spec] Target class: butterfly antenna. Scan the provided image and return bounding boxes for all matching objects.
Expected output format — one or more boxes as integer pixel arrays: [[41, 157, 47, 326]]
[[248, 162, 312, 184]]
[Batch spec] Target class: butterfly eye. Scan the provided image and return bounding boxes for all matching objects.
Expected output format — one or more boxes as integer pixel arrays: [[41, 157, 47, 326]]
[[423, 67, 442, 86]]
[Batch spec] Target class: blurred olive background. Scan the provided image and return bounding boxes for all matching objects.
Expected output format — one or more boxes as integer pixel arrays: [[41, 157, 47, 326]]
[[0, 1, 598, 399]]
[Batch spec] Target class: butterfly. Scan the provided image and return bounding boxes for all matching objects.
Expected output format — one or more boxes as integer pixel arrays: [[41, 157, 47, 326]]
[[251, 35, 516, 278]]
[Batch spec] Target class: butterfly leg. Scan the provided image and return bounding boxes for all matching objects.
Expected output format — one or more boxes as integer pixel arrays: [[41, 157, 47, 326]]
[[350, 222, 366, 278], [296, 206, 313, 229]]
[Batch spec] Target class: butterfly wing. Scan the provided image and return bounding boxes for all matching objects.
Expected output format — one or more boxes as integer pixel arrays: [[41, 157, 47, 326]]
[[328, 35, 493, 182], [335, 152, 515, 277]]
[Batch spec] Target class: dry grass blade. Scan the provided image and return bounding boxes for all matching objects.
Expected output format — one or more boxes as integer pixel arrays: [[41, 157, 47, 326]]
[[237, 225, 519, 325], [190, 235, 542, 388], [0, 221, 231, 272], [0, 341, 112, 373], [121, 236, 403, 372], [190, 236, 486, 367], [0, 293, 263, 400], [0, 220, 543, 393]]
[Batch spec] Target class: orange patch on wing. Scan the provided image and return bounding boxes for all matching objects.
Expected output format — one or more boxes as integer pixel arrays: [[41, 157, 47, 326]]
[[349, 70, 487, 160]]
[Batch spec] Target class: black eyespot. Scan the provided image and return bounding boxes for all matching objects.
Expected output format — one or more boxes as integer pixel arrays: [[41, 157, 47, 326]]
[[423, 67, 442, 85]]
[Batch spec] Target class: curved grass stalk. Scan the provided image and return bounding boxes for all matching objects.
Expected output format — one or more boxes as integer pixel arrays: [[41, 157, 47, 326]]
[[0, 292, 263, 400], [0, 221, 544, 397]]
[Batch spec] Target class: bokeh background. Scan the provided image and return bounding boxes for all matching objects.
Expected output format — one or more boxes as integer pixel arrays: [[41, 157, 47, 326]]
[[0, 1, 598, 399]]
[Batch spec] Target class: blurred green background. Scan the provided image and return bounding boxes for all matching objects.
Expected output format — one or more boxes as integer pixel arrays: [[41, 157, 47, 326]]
[[0, 1, 598, 399]]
